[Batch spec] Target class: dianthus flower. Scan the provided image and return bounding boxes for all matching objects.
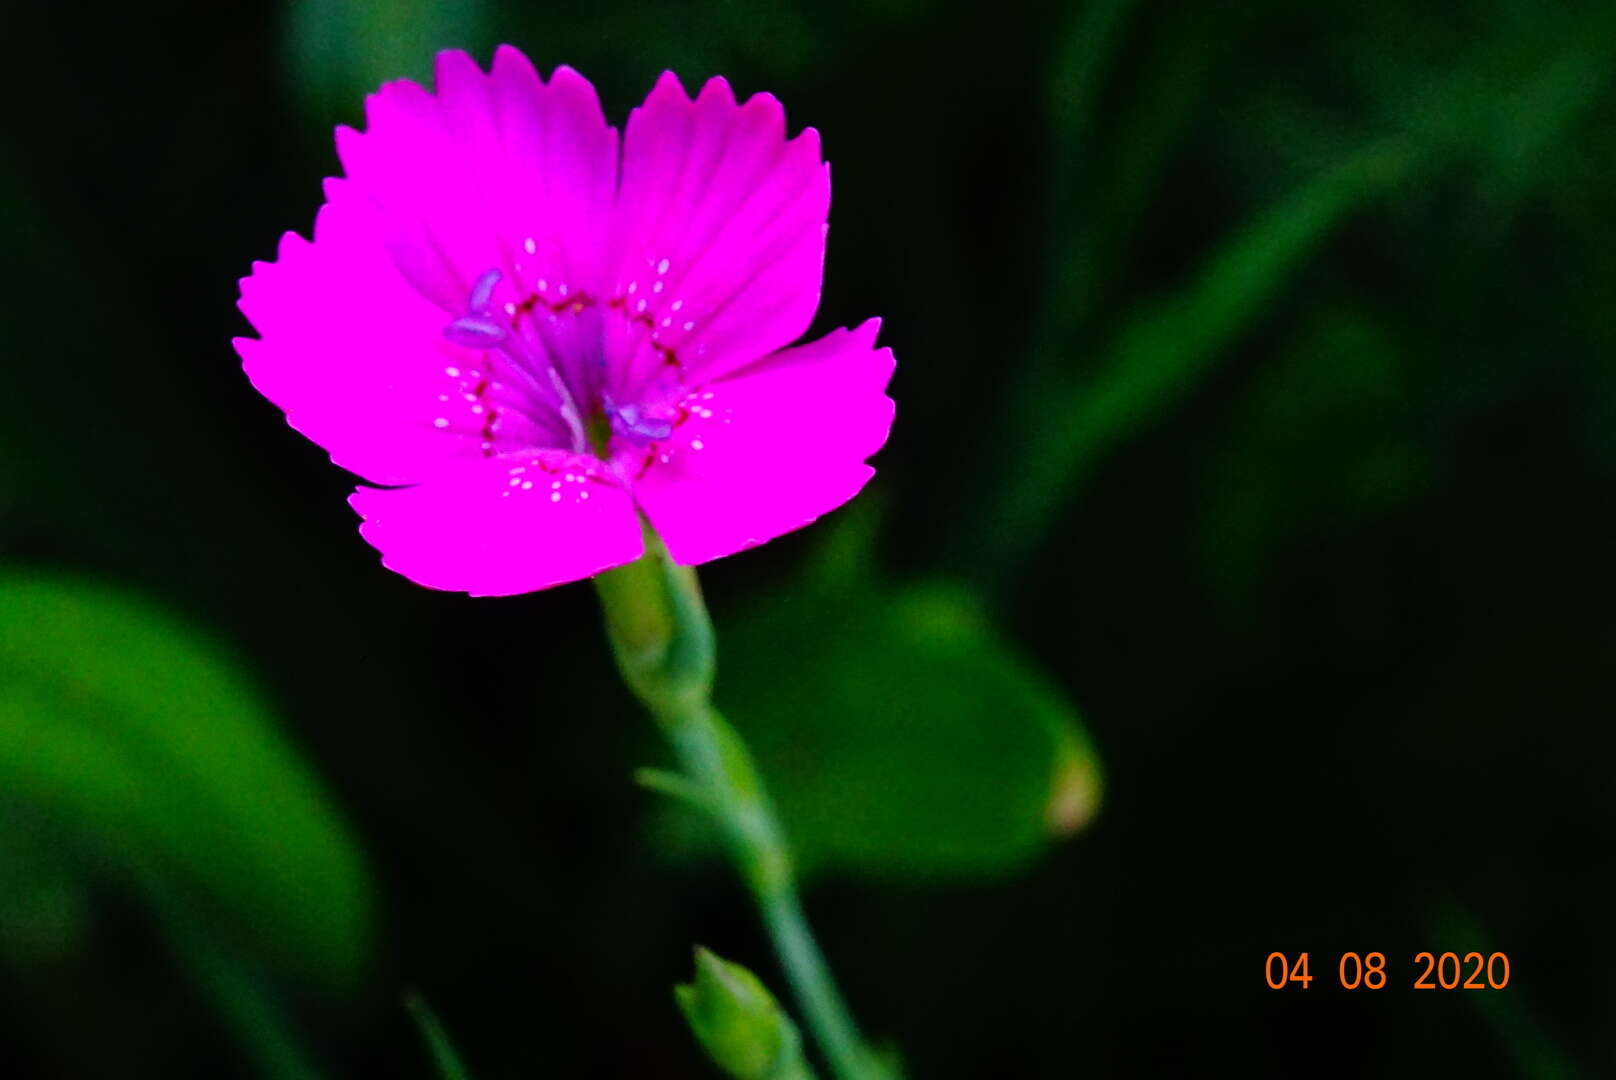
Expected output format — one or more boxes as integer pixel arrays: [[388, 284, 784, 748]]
[[236, 48, 895, 594]]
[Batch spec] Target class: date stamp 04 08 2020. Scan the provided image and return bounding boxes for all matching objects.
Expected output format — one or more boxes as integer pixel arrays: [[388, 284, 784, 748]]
[[1265, 952, 1512, 991]]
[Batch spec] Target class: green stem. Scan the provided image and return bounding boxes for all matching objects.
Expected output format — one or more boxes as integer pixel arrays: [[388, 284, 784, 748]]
[[595, 528, 890, 1080]]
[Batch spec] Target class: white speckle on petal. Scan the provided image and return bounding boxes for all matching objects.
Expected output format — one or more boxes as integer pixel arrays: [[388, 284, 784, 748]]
[[504, 302, 517, 315], [636, 299, 647, 313], [523, 237, 536, 255], [522, 480, 534, 490], [628, 281, 638, 294], [538, 278, 548, 292], [433, 418, 448, 429], [657, 258, 670, 274], [671, 299, 683, 311], [550, 491, 561, 502], [653, 280, 664, 294], [683, 321, 695, 331], [691, 439, 704, 450], [445, 366, 460, 378]]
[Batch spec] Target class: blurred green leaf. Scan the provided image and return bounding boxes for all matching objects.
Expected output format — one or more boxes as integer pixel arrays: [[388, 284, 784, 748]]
[[1201, 305, 1435, 623], [405, 992, 476, 1080], [286, 0, 490, 123], [0, 570, 372, 990], [707, 567, 1100, 879], [977, 136, 1420, 590], [1425, 899, 1587, 1080], [676, 947, 815, 1080], [0, 814, 90, 969], [162, 894, 331, 1080]]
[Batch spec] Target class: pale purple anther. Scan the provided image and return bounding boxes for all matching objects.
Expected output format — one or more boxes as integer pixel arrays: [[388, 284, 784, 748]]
[[444, 315, 507, 347], [607, 399, 674, 444]]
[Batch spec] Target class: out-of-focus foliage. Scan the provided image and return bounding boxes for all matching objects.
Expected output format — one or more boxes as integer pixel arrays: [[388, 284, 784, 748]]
[[405, 992, 476, 1080], [2, 0, 1614, 1075], [0, 572, 372, 991], [708, 538, 1099, 878]]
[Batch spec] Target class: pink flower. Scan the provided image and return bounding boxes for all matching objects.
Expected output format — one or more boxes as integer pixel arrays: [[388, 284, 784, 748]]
[[236, 48, 895, 595]]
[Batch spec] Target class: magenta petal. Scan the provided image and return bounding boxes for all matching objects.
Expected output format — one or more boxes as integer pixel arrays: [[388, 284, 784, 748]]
[[336, 49, 618, 310], [349, 451, 644, 595], [633, 320, 895, 565], [606, 72, 831, 400], [236, 180, 547, 486]]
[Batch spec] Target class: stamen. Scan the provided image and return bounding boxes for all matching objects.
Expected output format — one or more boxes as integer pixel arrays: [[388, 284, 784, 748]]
[[444, 268, 509, 347], [468, 268, 503, 311], [606, 398, 673, 445], [439, 267, 592, 455], [444, 315, 507, 347]]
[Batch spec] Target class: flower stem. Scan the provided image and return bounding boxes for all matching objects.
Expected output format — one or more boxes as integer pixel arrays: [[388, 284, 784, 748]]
[[595, 530, 891, 1080]]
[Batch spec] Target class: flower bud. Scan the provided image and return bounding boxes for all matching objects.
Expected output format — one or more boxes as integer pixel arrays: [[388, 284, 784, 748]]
[[675, 947, 813, 1080]]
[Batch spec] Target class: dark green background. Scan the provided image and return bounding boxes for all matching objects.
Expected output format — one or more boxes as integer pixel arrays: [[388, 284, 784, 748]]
[[2, 0, 1613, 1076]]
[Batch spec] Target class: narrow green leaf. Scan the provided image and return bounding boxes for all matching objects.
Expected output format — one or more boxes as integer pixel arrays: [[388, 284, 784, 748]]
[[0, 570, 372, 990], [404, 992, 475, 1080], [982, 137, 1420, 586], [1424, 899, 1587, 1080]]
